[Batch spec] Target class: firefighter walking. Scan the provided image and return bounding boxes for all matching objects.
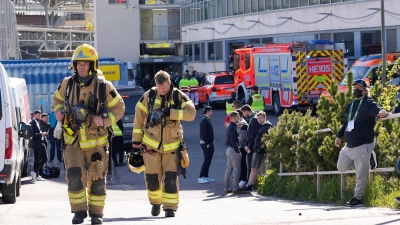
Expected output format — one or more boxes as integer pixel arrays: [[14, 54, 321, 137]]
[[53, 44, 125, 224], [189, 72, 199, 109], [132, 70, 195, 217]]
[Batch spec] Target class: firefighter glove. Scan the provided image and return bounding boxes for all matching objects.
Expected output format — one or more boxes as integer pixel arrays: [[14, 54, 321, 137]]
[[88, 161, 98, 181], [180, 149, 190, 168], [96, 160, 104, 180], [54, 121, 63, 139]]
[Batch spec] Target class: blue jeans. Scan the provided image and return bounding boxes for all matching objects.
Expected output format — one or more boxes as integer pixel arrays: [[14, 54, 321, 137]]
[[49, 132, 62, 161], [396, 157, 400, 174]]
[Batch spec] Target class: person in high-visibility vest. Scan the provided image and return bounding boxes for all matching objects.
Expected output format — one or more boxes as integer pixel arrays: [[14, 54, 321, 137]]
[[225, 92, 236, 115], [179, 74, 190, 96], [112, 119, 125, 167], [189, 72, 199, 109], [247, 86, 264, 112]]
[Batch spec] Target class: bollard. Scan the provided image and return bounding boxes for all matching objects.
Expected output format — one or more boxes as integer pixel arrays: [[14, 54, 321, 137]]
[[340, 173, 345, 202], [317, 165, 321, 195]]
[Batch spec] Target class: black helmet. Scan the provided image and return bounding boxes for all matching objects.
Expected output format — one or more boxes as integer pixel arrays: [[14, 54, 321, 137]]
[[127, 151, 145, 174]]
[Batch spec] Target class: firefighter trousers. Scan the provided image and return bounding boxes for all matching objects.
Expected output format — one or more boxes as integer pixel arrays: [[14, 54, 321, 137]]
[[63, 144, 109, 217], [143, 151, 179, 211]]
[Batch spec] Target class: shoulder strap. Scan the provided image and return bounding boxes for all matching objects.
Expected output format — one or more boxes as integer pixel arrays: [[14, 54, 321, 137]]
[[173, 88, 182, 109], [145, 88, 157, 127], [99, 78, 106, 106]]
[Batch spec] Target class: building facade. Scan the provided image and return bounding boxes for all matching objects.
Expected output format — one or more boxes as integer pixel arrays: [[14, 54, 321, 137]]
[[95, 0, 400, 79]]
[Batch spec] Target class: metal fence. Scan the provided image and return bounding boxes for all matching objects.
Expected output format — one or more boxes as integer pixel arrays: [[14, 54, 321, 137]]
[[0, 0, 21, 60], [270, 113, 400, 200]]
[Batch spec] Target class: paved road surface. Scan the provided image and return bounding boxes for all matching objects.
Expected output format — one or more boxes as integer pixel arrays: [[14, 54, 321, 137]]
[[1, 108, 399, 225]]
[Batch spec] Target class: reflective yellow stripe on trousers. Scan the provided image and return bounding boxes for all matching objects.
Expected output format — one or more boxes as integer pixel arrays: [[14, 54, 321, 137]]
[[148, 189, 162, 200], [88, 195, 106, 207], [162, 192, 179, 204], [68, 191, 86, 205], [163, 141, 181, 152]]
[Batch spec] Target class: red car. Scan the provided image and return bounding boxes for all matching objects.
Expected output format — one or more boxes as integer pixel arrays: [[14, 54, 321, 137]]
[[198, 71, 235, 106]]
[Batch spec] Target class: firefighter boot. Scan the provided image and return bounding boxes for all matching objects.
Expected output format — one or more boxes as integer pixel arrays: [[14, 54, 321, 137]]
[[72, 212, 87, 224], [165, 209, 175, 217], [91, 216, 103, 225], [151, 204, 161, 216]]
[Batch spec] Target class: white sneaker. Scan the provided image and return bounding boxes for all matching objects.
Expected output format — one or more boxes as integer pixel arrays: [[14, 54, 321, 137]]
[[238, 180, 246, 189], [198, 177, 209, 184], [205, 177, 215, 182], [36, 175, 46, 181], [30, 171, 37, 182]]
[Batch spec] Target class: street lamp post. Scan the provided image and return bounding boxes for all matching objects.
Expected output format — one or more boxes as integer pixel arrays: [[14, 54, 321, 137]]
[[381, 0, 386, 84]]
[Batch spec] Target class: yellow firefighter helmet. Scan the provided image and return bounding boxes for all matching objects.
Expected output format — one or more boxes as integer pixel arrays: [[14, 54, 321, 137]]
[[127, 151, 145, 174], [70, 44, 99, 73]]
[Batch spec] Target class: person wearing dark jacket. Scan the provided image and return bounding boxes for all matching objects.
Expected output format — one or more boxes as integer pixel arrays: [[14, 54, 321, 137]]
[[241, 104, 260, 186], [224, 111, 245, 194], [29, 110, 48, 182], [111, 119, 125, 167], [143, 74, 152, 92], [335, 79, 387, 207], [243, 111, 272, 191], [198, 106, 215, 184]]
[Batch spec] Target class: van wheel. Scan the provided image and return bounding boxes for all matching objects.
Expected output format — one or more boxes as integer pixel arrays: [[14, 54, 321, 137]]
[[1, 175, 17, 204], [272, 93, 283, 116]]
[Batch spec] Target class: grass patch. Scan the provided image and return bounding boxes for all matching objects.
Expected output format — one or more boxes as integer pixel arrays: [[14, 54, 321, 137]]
[[256, 170, 400, 208]]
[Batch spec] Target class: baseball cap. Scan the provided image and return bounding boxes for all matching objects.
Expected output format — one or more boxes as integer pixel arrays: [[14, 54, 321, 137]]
[[202, 106, 212, 114], [352, 79, 368, 88]]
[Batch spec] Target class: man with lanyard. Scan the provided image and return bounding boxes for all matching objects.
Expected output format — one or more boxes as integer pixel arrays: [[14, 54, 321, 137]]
[[48, 106, 62, 163], [335, 79, 387, 207], [240, 104, 260, 190], [198, 106, 215, 184]]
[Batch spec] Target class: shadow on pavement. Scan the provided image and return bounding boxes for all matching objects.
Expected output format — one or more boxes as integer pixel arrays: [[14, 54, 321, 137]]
[[375, 218, 400, 225], [105, 216, 169, 222]]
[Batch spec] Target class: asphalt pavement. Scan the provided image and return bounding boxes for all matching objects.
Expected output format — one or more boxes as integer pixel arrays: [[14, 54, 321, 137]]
[[1, 107, 400, 225]]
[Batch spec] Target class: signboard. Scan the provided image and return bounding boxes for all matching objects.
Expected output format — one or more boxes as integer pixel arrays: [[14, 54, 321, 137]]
[[307, 58, 332, 76], [98, 65, 120, 81]]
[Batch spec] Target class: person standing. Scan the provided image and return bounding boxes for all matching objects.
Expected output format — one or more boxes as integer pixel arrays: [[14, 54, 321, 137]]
[[53, 44, 125, 224], [224, 93, 237, 127], [48, 107, 62, 163], [132, 70, 196, 217], [111, 119, 125, 167], [243, 111, 272, 191], [189, 72, 199, 109], [143, 74, 152, 92], [224, 111, 245, 194], [38, 113, 50, 174], [198, 106, 215, 184], [29, 110, 47, 182], [335, 79, 387, 207], [247, 86, 264, 112], [173, 72, 180, 87], [235, 109, 249, 189], [241, 104, 260, 191], [179, 74, 190, 96]]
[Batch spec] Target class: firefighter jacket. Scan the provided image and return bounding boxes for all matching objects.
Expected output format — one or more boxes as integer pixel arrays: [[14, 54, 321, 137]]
[[179, 78, 189, 92], [53, 74, 125, 151], [132, 86, 196, 153], [251, 93, 265, 112], [188, 78, 199, 93]]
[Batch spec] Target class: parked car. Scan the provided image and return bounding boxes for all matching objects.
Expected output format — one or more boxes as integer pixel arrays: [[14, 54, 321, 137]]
[[198, 71, 235, 107], [115, 86, 144, 153], [0, 63, 31, 204]]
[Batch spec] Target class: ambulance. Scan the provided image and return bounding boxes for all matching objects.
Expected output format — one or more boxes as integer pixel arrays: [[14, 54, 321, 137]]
[[233, 40, 348, 115]]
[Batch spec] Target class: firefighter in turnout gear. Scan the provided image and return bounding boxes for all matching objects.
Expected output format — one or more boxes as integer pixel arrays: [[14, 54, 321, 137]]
[[189, 72, 199, 109], [52, 44, 125, 225], [132, 70, 196, 218], [247, 86, 264, 112]]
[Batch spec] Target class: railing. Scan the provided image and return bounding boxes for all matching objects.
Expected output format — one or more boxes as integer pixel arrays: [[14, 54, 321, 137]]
[[269, 113, 400, 200]]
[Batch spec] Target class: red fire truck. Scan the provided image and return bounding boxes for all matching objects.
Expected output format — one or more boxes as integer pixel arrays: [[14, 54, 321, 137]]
[[233, 40, 348, 115]]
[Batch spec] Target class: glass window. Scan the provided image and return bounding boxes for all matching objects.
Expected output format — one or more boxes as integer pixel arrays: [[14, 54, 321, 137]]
[[197, 3, 202, 22], [331, 0, 342, 2], [215, 41, 223, 60], [258, 0, 265, 12], [228, 0, 233, 16], [194, 43, 201, 61], [168, 10, 180, 40], [140, 10, 153, 40], [234, 54, 240, 71], [290, 0, 299, 8], [245, 0, 251, 13], [273, 0, 281, 9], [185, 44, 193, 61], [282, 0, 290, 9], [233, 0, 239, 15], [300, 0, 308, 6], [261, 37, 273, 43], [252, 0, 258, 12], [208, 1, 214, 19], [309, 0, 319, 5], [215, 75, 234, 84], [340, 67, 369, 85], [266, 0, 272, 10], [320, 33, 332, 41], [249, 38, 260, 44], [204, 2, 209, 20], [109, 0, 127, 3], [208, 42, 215, 60], [245, 53, 251, 70], [321, 0, 330, 4], [201, 43, 206, 61], [239, 0, 244, 14], [334, 32, 354, 56], [361, 30, 381, 56], [387, 29, 397, 52], [217, 0, 223, 18]]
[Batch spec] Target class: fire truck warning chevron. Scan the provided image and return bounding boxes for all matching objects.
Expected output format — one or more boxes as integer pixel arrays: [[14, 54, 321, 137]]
[[233, 40, 348, 115]]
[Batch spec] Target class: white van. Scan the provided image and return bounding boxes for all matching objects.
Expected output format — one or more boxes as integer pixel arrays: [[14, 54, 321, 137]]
[[0, 63, 31, 204], [10, 77, 31, 178]]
